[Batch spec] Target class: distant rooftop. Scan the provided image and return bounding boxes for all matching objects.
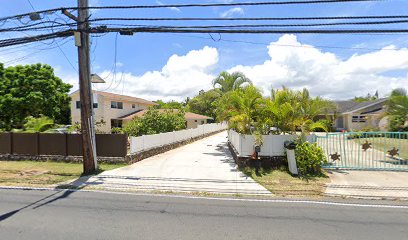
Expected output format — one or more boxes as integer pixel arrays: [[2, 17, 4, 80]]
[[334, 98, 387, 114], [71, 90, 157, 106], [119, 109, 213, 120]]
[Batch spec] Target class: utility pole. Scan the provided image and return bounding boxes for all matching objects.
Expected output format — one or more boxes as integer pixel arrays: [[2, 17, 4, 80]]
[[76, 0, 97, 174]]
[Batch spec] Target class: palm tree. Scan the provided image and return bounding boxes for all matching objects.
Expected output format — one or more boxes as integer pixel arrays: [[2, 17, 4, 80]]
[[387, 88, 408, 131], [212, 71, 252, 93], [266, 87, 335, 136], [217, 85, 264, 134]]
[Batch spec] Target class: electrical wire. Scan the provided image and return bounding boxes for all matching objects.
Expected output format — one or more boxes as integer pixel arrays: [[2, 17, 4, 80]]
[[169, 33, 405, 52], [25, 0, 78, 71], [89, 27, 408, 34]]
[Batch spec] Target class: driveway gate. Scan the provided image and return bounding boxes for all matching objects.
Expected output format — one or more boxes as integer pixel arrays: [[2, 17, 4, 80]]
[[316, 132, 408, 171]]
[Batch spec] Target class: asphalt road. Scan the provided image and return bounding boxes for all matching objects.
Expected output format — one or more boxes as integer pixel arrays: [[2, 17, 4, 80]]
[[0, 189, 407, 240]]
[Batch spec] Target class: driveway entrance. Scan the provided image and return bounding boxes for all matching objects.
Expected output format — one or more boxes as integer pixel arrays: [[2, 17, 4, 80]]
[[73, 132, 271, 195]]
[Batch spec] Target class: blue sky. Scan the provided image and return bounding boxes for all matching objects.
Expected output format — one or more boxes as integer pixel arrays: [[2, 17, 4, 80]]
[[1, 0, 408, 101]]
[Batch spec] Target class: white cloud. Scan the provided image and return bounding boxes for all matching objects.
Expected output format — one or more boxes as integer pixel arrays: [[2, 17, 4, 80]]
[[220, 7, 244, 18], [229, 34, 408, 100], [67, 35, 408, 101], [92, 46, 219, 101]]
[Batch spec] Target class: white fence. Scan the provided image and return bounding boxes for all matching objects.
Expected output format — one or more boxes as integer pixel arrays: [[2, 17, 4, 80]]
[[130, 123, 228, 153], [228, 130, 316, 157]]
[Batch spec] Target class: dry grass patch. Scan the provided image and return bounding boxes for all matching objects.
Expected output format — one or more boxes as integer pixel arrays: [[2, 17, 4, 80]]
[[242, 167, 330, 198], [0, 161, 126, 187]]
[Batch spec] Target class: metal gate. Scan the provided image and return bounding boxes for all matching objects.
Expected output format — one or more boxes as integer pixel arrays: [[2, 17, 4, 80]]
[[316, 132, 408, 171]]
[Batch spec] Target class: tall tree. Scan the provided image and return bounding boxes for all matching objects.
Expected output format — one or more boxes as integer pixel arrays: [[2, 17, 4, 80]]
[[0, 63, 72, 130], [186, 89, 222, 120], [212, 71, 252, 93]]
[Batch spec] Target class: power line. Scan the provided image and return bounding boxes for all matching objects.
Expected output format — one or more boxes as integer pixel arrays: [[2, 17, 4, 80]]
[[0, 0, 382, 22], [89, 19, 408, 29], [90, 27, 408, 35], [171, 34, 404, 52], [25, 0, 78, 71], [90, 15, 408, 22], [71, 0, 382, 10]]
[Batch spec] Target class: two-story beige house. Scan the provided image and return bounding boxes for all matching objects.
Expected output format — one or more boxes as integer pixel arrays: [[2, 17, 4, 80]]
[[70, 90, 157, 133]]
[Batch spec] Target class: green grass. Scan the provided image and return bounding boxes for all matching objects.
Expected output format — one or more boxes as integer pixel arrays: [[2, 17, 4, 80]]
[[242, 167, 329, 198], [0, 161, 127, 187], [354, 137, 408, 160]]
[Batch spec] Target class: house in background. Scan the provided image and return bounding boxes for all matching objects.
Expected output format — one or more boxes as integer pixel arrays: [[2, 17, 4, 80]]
[[70, 90, 157, 133], [331, 98, 388, 131], [120, 109, 213, 129]]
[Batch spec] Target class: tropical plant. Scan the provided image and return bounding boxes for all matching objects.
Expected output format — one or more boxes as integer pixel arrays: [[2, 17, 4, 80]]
[[387, 88, 408, 131], [23, 115, 55, 132], [123, 109, 186, 136], [266, 87, 335, 136], [217, 85, 265, 134], [212, 71, 252, 93]]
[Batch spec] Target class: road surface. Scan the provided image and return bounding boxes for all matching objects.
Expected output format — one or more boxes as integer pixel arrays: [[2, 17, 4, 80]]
[[0, 189, 407, 240]]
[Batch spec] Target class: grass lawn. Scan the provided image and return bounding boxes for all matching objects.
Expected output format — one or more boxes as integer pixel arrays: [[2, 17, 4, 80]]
[[0, 161, 127, 187], [367, 137, 408, 160], [242, 167, 330, 198]]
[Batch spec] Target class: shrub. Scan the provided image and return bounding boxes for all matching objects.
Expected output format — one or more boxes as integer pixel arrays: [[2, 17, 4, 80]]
[[23, 115, 55, 132], [295, 140, 327, 177], [123, 109, 186, 137], [111, 127, 124, 134]]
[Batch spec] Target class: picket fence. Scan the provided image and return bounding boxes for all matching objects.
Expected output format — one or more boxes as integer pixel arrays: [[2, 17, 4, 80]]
[[130, 123, 228, 153]]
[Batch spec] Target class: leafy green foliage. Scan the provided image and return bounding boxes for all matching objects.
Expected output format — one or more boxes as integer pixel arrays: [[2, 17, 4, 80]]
[[123, 109, 186, 136], [186, 89, 222, 121], [153, 100, 184, 109], [217, 85, 265, 134], [23, 115, 55, 133], [212, 71, 252, 93], [295, 141, 327, 177], [0, 63, 72, 130], [387, 88, 408, 131]]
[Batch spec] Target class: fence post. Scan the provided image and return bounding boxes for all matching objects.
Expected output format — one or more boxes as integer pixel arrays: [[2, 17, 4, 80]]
[[36, 132, 40, 155], [65, 133, 68, 156], [10, 132, 14, 155]]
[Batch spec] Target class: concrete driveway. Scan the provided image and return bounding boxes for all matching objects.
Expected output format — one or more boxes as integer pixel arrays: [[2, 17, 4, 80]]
[[71, 131, 271, 196], [325, 170, 408, 200]]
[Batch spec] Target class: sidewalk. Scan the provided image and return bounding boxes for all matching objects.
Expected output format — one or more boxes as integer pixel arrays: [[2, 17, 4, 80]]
[[325, 170, 408, 200], [67, 131, 272, 196]]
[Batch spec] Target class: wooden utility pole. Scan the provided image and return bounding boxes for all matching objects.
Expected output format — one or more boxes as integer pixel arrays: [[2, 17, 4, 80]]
[[77, 0, 97, 174]]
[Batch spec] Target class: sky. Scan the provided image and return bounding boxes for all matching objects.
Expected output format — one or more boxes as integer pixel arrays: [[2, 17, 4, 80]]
[[1, 0, 408, 101]]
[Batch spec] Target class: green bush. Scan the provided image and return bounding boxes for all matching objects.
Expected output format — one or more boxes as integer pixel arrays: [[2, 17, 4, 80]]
[[295, 140, 327, 177], [23, 115, 55, 132], [123, 109, 186, 137]]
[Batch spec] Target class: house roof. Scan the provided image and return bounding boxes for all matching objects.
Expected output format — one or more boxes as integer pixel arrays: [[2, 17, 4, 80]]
[[70, 90, 157, 106], [119, 109, 213, 120], [333, 98, 387, 114]]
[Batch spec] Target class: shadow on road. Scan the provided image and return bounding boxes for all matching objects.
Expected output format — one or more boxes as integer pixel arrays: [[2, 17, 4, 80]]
[[0, 175, 93, 222]]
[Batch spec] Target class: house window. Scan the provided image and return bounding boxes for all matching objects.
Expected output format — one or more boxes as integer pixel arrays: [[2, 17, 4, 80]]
[[111, 101, 123, 109], [352, 115, 367, 123], [132, 104, 136, 109], [201, 120, 205, 124], [194, 120, 197, 122], [111, 119, 123, 128], [76, 101, 98, 109]]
